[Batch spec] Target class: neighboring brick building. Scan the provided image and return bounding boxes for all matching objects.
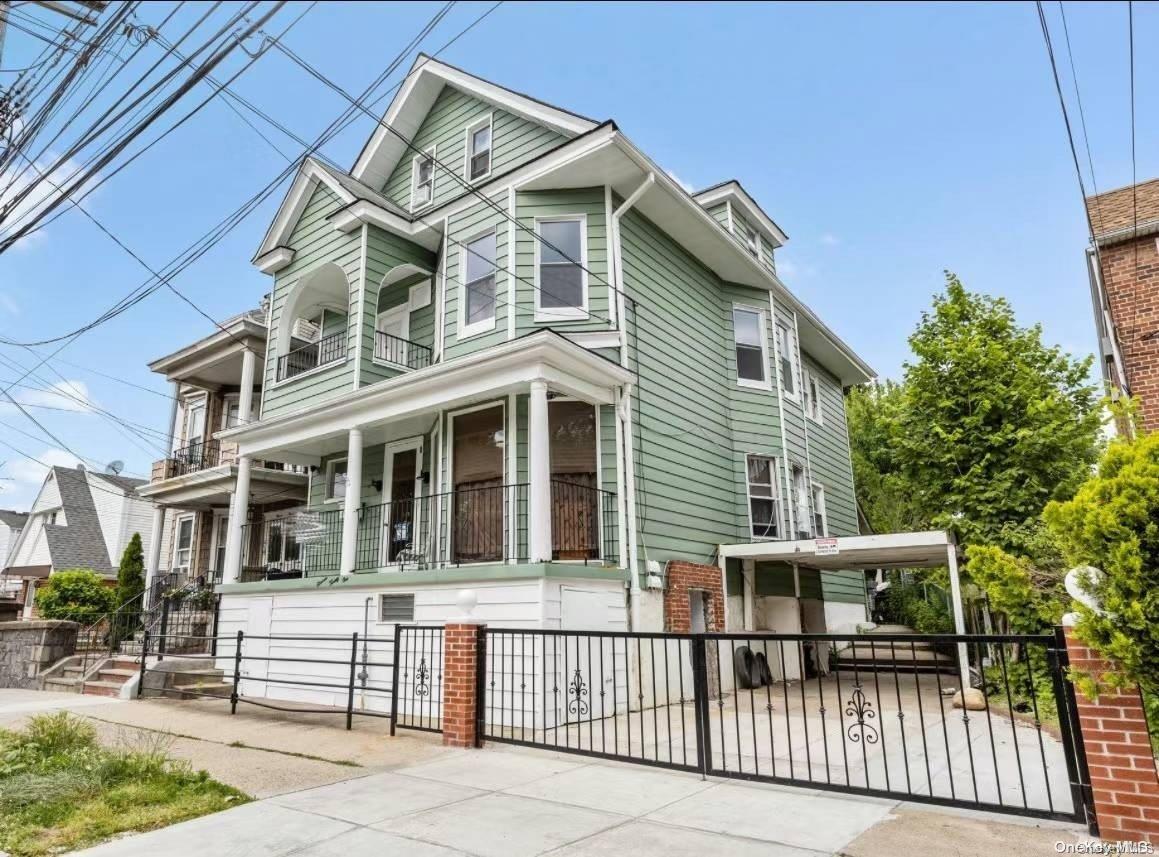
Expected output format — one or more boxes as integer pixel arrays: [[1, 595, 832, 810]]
[[1086, 178, 1159, 430]]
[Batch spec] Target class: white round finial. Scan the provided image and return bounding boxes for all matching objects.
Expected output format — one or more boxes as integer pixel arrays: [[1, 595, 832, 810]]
[[456, 589, 478, 618], [1065, 566, 1105, 613]]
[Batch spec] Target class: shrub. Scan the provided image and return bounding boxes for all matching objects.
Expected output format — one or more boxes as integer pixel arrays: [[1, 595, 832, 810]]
[[34, 570, 115, 624]]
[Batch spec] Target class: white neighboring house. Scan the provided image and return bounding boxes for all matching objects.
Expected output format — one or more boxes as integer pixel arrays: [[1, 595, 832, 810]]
[[2, 465, 166, 618], [0, 510, 28, 601]]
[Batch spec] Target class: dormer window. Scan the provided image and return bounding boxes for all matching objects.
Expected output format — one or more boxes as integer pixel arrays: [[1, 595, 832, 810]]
[[737, 217, 759, 258], [465, 115, 492, 182], [411, 147, 436, 210]]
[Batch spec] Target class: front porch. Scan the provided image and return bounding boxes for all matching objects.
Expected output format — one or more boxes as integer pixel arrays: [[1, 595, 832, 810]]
[[218, 331, 635, 584]]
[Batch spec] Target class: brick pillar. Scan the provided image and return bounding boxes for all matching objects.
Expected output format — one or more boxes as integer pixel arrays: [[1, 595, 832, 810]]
[[1064, 627, 1159, 844], [442, 622, 483, 748], [663, 560, 726, 633]]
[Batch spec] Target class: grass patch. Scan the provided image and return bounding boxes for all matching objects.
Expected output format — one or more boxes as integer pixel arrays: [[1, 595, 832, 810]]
[[0, 713, 248, 856]]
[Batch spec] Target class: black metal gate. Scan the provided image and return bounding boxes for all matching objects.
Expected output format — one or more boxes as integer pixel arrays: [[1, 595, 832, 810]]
[[479, 628, 1093, 825]]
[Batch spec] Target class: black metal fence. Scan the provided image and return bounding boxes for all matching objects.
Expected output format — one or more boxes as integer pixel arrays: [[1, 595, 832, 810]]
[[136, 625, 443, 734], [163, 439, 223, 478], [480, 628, 1092, 825], [276, 331, 347, 381], [374, 331, 433, 370]]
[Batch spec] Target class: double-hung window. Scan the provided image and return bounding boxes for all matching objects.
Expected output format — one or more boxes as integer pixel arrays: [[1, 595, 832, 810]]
[[775, 321, 798, 398], [461, 231, 498, 335], [325, 458, 348, 502], [535, 216, 587, 320], [411, 147, 435, 210], [804, 371, 823, 422], [811, 484, 827, 537], [792, 463, 810, 538], [737, 217, 759, 257], [173, 515, 194, 574], [733, 307, 769, 388], [746, 454, 780, 539], [465, 115, 491, 181]]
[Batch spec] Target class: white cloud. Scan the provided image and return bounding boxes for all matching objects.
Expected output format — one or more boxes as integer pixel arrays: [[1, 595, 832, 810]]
[[0, 448, 84, 511], [820, 233, 840, 246], [0, 153, 91, 250], [0, 379, 98, 415], [0, 292, 17, 315], [666, 170, 695, 194]]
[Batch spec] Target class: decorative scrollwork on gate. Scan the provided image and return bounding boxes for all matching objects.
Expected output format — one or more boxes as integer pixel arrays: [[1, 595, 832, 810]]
[[844, 684, 879, 744], [567, 667, 589, 716], [415, 657, 430, 697]]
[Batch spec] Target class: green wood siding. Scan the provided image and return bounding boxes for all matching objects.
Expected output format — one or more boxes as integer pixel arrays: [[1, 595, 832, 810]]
[[820, 569, 866, 604], [262, 182, 359, 421], [513, 188, 613, 337], [705, 201, 729, 229], [379, 85, 567, 211]]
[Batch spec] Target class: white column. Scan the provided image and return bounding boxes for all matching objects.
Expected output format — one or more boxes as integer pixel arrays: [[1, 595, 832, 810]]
[[528, 379, 552, 563], [238, 348, 256, 425], [340, 428, 363, 576], [946, 541, 972, 690], [144, 505, 165, 596], [223, 456, 252, 585]]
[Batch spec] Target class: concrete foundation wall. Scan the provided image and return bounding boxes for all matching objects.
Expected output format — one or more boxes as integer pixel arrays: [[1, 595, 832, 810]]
[[0, 620, 78, 689]]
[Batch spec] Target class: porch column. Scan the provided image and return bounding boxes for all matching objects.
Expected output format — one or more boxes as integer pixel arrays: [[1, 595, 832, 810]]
[[238, 348, 256, 425], [222, 456, 252, 585], [945, 541, 971, 691], [528, 379, 552, 563], [742, 559, 756, 631], [340, 428, 363, 576], [144, 505, 165, 597]]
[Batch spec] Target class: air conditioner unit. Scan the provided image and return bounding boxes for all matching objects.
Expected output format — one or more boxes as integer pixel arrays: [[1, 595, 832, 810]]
[[291, 318, 320, 342]]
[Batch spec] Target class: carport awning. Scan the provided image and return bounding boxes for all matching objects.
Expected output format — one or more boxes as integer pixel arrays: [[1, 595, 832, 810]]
[[717, 530, 959, 570]]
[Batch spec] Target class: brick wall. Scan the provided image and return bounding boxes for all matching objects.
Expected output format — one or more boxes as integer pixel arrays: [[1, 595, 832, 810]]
[[1095, 234, 1159, 430], [442, 623, 481, 748], [1063, 628, 1159, 844], [664, 560, 725, 633]]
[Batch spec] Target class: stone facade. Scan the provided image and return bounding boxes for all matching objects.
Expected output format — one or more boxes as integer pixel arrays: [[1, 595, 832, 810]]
[[0, 620, 78, 689]]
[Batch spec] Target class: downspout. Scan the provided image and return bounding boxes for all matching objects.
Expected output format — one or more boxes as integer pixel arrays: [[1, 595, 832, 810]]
[[610, 172, 654, 632]]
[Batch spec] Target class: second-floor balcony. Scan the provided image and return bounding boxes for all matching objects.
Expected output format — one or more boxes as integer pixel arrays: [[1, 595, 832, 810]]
[[237, 480, 618, 582], [151, 439, 305, 482], [374, 331, 433, 370], [276, 331, 348, 382]]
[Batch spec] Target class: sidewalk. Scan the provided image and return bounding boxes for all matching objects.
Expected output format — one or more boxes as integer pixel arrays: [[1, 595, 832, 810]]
[[69, 743, 1089, 857]]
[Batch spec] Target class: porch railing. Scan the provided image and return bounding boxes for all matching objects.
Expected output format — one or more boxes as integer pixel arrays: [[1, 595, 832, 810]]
[[276, 331, 347, 381], [237, 480, 617, 581], [374, 331, 433, 370], [160, 439, 222, 478]]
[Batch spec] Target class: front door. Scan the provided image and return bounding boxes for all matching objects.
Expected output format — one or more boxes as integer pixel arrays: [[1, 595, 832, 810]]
[[385, 448, 418, 563]]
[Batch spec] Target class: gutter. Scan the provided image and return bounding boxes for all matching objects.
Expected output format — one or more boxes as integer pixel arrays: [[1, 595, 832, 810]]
[[610, 172, 654, 633]]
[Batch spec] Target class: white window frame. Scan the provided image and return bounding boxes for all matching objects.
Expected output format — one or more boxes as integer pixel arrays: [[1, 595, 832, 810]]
[[811, 483, 828, 538], [261, 507, 305, 568], [732, 304, 771, 390], [463, 113, 493, 183], [744, 453, 782, 541], [208, 510, 229, 573], [804, 370, 824, 423], [182, 391, 207, 447], [457, 228, 499, 339], [220, 393, 257, 430], [775, 321, 800, 401], [171, 513, 195, 574], [736, 216, 760, 258], [792, 462, 810, 538], [533, 214, 589, 322], [410, 145, 437, 212], [324, 457, 349, 504]]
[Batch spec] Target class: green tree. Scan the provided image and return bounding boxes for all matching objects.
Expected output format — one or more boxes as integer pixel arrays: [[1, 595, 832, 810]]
[[1044, 431, 1159, 696], [34, 570, 116, 623], [896, 272, 1101, 551], [115, 533, 145, 607]]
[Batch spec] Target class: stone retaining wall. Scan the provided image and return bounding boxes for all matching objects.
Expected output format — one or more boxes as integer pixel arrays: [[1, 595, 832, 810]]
[[0, 620, 79, 689]]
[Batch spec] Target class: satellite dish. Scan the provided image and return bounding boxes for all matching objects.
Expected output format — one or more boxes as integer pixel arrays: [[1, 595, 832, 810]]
[[105, 460, 125, 476]]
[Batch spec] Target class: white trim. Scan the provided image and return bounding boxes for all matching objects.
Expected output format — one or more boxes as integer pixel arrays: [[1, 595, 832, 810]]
[[457, 227, 499, 340], [171, 512, 196, 575], [533, 214, 589, 322], [774, 316, 800, 402], [732, 303, 772, 391], [695, 181, 789, 248], [603, 185, 616, 326], [507, 186, 517, 340], [810, 482, 828, 538], [410, 144, 437, 212], [354, 223, 368, 391], [446, 399, 508, 563], [374, 303, 412, 353], [743, 453, 782, 541], [267, 354, 349, 390], [208, 509, 230, 574], [463, 112, 494, 183], [435, 220, 448, 360], [561, 330, 621, 350], [323, 456, 348, 504], [379, 437, 424, 567], [804, 367, 824, 424], [771, 295, 795, 538], [255, 247, 294, 274], [790, 461, 809, 539], [507, 391, 517, 563], [593, 402, 604, 560], [613, 388, 627, 571]]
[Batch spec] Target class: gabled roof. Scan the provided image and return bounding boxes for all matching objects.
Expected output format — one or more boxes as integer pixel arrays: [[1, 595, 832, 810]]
[[694, 180, 789, 249], [350, 54, 599, 187], [0, 510, 27, 530], [42, 467, 116, 574]]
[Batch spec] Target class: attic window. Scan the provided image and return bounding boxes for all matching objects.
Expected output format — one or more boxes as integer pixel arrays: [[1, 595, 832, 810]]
[[465, 115, 492, 181], [737, 217, 759, 258], [411, 147, 436, 210]]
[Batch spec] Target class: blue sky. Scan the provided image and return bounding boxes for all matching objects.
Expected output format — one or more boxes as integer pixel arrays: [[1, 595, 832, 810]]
[[0, 1, 1150, 510]]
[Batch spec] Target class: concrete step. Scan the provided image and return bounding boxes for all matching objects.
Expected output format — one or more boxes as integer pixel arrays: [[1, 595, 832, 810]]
[[81, 681, 124, 698], [164, 681, 232, 700], [43, 676, 82, 693], [107, 657, 140, 671], [170, 668, 225, 687], [96, 668, 135, 684]]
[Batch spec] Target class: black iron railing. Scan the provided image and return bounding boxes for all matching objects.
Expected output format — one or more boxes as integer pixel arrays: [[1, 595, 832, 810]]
[[163, 439, 221, 478], [276, 331, 347, 381], [374, 331, 433, 370]]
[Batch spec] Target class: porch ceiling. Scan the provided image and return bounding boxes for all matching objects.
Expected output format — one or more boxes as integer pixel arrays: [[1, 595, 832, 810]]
[[219, 331, 633, 462], [718, 530, 959, 570], [137, 465, 307, 509]]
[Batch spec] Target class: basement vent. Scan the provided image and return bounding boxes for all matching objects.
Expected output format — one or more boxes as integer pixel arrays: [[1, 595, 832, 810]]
[[379, 593, 415, 623]]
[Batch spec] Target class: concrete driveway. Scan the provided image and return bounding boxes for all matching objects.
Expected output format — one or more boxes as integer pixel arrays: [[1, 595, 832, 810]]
[[69, 744, 1088, 857]]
